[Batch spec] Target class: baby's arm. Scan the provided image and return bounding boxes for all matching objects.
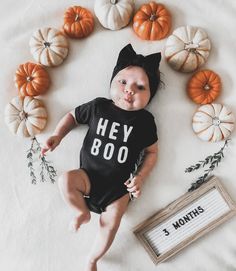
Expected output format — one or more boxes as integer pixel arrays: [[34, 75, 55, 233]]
[[41, 111, 77, 156], [125, 142, 158, 198]]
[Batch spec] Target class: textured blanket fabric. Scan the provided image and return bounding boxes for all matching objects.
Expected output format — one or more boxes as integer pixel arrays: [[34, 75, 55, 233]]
[[1, 0, 236, 270]]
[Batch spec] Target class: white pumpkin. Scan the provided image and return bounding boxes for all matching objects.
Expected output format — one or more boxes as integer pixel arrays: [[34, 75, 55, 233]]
[[29, 27, 69, 67], [165, 26, 211, 73], [94, 0, 134, 30], [192, 103, 235, 142], [5, 96, 47, 137]]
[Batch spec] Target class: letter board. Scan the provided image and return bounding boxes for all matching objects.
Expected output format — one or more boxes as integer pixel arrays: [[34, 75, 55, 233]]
[[133, 176, 236, 264]]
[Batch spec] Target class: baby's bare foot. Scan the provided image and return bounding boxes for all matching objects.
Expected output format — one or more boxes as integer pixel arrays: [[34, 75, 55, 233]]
[[84, 260, 97, 271], [69, 212, 91, 232]]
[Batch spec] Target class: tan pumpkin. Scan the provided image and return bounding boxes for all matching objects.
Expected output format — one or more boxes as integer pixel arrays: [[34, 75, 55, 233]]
[[63, 6, 94, 38], [14, 62, 50, 97], [29, 27, 69, 67], [165, 26, 211, 72], [133, 1, 172, 40], [192, 103, 235, 142], [4, 96, 47, 137], [187, 70, 221, 104]]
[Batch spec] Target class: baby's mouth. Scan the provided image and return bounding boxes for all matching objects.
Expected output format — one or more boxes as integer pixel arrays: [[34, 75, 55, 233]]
[[124, 98, 132, 104], [124, 95, 133, 104]]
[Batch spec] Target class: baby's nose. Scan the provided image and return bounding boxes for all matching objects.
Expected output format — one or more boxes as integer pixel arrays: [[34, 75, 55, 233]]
[[125, 88, 134, 95]]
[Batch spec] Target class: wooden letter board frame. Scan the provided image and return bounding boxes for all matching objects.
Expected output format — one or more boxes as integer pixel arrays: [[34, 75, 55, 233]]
[[133, 176, 236, 264]]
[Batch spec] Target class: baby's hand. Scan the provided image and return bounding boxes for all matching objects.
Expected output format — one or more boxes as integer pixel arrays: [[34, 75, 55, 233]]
[[124, 174, 143, 198], [41, 135, 61, 156]]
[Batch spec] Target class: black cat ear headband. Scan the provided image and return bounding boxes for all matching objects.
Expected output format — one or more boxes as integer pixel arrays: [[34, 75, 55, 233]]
[[110, 44, 161, 102]]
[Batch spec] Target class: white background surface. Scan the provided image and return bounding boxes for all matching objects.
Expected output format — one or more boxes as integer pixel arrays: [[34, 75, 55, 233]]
[[1, 0, 236, 270]]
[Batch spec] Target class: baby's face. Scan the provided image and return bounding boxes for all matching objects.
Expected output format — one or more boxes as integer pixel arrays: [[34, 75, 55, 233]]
[[110, 66, 151, 111]]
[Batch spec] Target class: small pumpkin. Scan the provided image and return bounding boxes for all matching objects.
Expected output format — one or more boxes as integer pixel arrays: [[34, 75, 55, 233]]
[[14, 62, 50, 97], [29, 27, 69, 67], [187, 70, 221, 104], [4, 96, 47, 137], [133, 1, 172, 40], [63, 6, 94, 38], [165, 26, 211, 72], [192, 103, 235, 142], [94, 0, 134, 31]]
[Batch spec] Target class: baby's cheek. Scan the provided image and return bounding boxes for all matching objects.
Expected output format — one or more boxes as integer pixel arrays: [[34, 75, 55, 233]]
[[110, 86, 121, 99]]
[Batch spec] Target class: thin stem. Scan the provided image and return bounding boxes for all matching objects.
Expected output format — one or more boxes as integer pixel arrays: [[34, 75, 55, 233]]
[[186, 139, 230, 192]]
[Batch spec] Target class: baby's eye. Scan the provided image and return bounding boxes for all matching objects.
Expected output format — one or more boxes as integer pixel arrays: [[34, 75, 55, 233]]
[[137, 85, 145, 91], [119, 79, 126, 85]]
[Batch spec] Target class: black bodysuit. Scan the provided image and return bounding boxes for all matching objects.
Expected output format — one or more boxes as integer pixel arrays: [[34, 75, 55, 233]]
[[74, 97, 158, 214]]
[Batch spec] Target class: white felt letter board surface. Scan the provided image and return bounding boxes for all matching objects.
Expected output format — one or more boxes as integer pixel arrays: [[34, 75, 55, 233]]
[[133, 176, 236, 264]]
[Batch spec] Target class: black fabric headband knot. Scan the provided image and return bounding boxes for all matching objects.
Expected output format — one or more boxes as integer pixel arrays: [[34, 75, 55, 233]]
[[110, 44, 161, 102]]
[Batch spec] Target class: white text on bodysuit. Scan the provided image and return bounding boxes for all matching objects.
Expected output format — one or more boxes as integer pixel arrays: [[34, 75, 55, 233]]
[[91, 118, 133, 163]]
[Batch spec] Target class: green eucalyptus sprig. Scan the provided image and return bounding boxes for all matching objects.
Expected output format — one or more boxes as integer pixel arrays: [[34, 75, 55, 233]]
[[185, 139, 230, 192], [27, 137, 57, 184], [132, 149, 145, 176], [27, 138, 37, 185]]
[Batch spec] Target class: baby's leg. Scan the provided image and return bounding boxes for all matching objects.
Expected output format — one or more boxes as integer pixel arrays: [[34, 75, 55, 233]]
[[85, 194, 130, 271], [58, 169, 91, 231]]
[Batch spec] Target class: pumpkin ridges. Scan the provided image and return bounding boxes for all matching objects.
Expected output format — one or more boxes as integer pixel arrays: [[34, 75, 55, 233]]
[[152, 21, 165, 40], [15, 62, 50, 97], [29, 62, 37, 75], [113, 8, 123, 25], [133, 2, 171, 40], [80, 20, 94, 37], [24, 84, 34, 96], [139, 21, 152, 40], [134, 11, 149, 20], [165, 49, 183, 62], [5, 96, 47, 137], [21, 63, 30, 79], [140, 4, 152, 16], [63, 6, 94, 38], [31, 63, 41, 76], [187, 70, 221, 104], [165, 26, 211, 72], [38, 29, 46, 42], [179, 51, 190, 71], [117, 1, 133, 12], [150, 1, 158, 13]]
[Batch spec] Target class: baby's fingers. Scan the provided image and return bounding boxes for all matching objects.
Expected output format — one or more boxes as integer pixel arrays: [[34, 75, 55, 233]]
[[41, 139, 54, 156], [41, 146, 51, 156], [132, 190, 141, 198], [127, 186, 138, 193], [124, 179, 135, 188]]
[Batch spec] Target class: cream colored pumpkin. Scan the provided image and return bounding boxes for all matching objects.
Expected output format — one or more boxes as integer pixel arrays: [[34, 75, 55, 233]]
[[5, 96, 47, 137], [192, 103, 234, 142], [165, 26, 211, 72], [94, 0, 134, 30], [29, 27, 69, 67]]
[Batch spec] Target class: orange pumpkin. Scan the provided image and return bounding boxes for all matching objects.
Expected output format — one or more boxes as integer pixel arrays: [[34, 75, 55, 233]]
[[14, 62, 50, 97], [187, 70, 221, 104], [63, 6, 94, 38], [133, 1, 172, 40]]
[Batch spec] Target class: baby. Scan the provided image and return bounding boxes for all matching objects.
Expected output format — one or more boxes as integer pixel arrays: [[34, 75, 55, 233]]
[[41, 44, 161, 271]]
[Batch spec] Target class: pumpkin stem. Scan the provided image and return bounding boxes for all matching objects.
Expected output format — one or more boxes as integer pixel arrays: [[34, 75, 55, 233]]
[[212, 117, 221, 126], [44, 42, 51, 48], [26, 76, 32, 82], [110, 0, 118, 4], [75, 14, 80, 21], [19, 110, 28, 120], [184, 41, 199, 52], [150, 14, 157, 21], [204, 84, 211, 90]]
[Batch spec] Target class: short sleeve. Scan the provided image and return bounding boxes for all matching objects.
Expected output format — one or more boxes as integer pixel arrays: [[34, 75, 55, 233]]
[[143, 115, 158, 148], [74, 99, 95, 125]]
